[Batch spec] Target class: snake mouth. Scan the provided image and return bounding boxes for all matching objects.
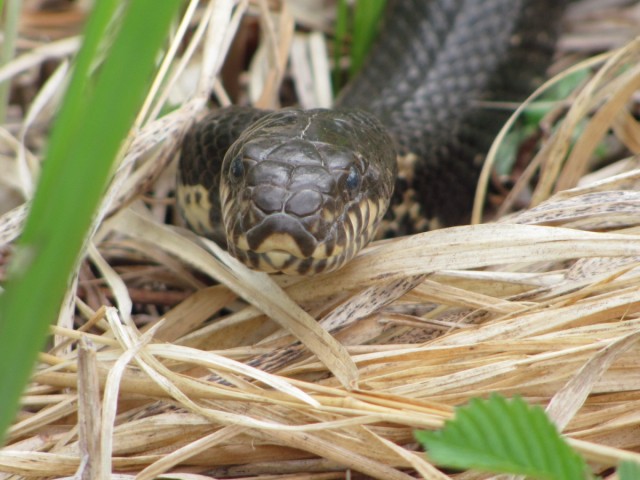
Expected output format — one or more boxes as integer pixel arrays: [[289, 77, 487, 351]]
[[228, 246, 347, 276], [239, 215, 321, 258], [229, 214, 348, 275], [236, 233, 345, 260], [225, 198, 387, 275]]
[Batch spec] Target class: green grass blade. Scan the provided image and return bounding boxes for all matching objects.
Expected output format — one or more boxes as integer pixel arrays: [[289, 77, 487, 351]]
[[0, 0, 181, 444], [332, 0, 386, 91], [332, 0, 350, 91], [415, 394, 591, 479], [619, 461, 640, 480], [349, 0, 386, 76]]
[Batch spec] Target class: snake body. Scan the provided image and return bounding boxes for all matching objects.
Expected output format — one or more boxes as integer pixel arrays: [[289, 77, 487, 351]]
[[177, 0, 567, 275]]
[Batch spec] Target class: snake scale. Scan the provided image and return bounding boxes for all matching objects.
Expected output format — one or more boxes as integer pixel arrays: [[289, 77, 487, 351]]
[[177, 0, 568, 275]]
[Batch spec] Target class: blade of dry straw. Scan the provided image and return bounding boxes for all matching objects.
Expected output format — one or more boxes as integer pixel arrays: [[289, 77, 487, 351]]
[[546, 330, 640, 431], [115, 208, 358, 388], [472, 51, 611, 224], [135, 425, 244, 480], [288, 224, 640, 301]]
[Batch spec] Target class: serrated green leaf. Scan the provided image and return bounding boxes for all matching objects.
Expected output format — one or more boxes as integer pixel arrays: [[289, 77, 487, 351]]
[[619, 461, 640, 480], [415, 394, 591, 479]]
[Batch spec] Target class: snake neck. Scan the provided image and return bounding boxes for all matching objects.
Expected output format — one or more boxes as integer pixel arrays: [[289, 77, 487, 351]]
[[338, 0, 568, 235]]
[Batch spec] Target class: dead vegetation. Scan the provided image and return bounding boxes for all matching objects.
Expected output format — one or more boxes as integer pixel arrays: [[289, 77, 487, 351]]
[[2, 1, 640, 478]]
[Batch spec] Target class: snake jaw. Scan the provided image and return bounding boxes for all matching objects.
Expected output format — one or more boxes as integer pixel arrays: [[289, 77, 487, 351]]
[[225, 199, 386, 275], [238, 215, 318, 258], [221, 187, 392, 276]]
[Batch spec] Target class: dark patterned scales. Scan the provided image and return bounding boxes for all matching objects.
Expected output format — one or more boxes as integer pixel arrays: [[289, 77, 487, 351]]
[[177, 0, 568, 275], [178, 108, 396, 274]]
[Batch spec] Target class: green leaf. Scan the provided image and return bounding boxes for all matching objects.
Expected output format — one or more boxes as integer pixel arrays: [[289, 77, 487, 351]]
[[332, 0, 386, 91], [350, 0, 386, 76], [0, 0, 181, 444], [332, 0, 350, 90], [542, 69, 589, 101], [415, 394, 590, 479], [619, 461, 640, 480]]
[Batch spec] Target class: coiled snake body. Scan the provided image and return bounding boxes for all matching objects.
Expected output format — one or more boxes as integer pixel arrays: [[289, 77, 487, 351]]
[[177, 0, 567, 275]]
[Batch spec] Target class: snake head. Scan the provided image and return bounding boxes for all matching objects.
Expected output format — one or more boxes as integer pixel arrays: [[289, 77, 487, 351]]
[[219, 108, 397, 275]]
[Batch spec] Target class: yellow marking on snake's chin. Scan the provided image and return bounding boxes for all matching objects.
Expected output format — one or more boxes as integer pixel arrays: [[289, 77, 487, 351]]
[[176, 183, 214, 236], [236, 233, 310, 259], [229, 197, 389, 275], [259, 251, 293, 271]]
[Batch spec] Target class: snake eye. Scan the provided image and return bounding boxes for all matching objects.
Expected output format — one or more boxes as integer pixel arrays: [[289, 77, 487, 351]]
[[345, 166, 361, 191], [229, 156, 244, 182]]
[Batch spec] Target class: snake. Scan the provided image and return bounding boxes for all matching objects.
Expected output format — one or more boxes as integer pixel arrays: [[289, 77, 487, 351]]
[[176, 0, 568, 275]]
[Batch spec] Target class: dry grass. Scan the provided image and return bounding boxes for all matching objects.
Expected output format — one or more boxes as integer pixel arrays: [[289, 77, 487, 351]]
[[2, 1, 640, 479]]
